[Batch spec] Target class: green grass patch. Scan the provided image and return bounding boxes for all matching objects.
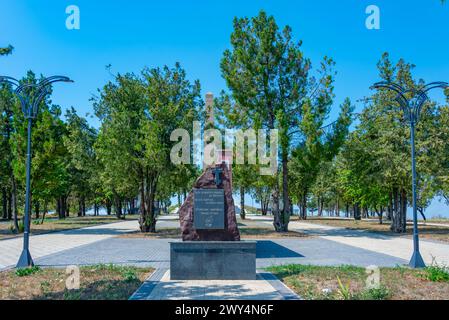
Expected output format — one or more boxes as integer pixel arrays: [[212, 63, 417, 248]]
[[422, 264, 449, 282], [267, 264, 449, 300], [15, 266, 41, 277], [1, 264, 153, 300]]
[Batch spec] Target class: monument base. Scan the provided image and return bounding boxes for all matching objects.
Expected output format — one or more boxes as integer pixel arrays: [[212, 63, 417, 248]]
[[170, 241, 256, 280]]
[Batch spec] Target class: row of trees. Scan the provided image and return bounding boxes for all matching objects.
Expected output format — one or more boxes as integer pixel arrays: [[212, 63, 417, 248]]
[[217, 12, 354, 232], [92, 64, 202, 232], [2, 10, 448, 235], [1, 47, 200, 232], [216, 12, 448, 233], [320, 54, 449, 232]]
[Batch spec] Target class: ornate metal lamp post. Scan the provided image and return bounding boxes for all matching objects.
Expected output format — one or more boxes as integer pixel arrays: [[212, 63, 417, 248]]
[[0, 75, 73, 268], [371, 81, 448, 268]]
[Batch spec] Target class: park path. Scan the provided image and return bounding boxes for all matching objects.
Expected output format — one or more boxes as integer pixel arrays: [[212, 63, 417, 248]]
[[248, 215, 449, 266], [0, 219, 140, 270], [130, 269, 299, 300]]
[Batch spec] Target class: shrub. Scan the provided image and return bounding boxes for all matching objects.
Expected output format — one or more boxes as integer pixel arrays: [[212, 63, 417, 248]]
[[121, 269, 138, 282], [362, 287, 391, 300], [15, 266, 41, 277], [422, 264, 449, 282]]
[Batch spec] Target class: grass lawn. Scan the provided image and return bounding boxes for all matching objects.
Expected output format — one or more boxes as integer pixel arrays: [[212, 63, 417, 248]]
[[293, 217, 449, 243], [0, 215, 137, 240], [0, 264, 153, 300], [267, 264, 449, 300]]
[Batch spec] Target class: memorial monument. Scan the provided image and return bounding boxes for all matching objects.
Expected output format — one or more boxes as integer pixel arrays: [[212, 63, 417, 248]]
[[170, 93, 256, 280], [179, 163, 240, 241]]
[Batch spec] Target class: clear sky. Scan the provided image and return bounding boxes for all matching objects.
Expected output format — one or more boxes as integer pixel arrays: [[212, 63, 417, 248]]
[[1, 0, 449, 218]]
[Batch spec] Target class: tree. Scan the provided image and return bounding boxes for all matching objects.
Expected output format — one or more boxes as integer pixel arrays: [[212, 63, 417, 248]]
[[64, 107, 97, 217], [0, 84, 16, 226], [221, 10, 335, 231], [94, 63, 202, 232], [289, 98, 354, 219], [31, 105, 70, 219], [334, 53, 445, 232], [0, 45, 17, 229]]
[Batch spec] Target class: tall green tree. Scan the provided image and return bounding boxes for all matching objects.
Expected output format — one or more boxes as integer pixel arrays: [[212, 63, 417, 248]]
[[94, 63, 202, 232], [0, 84, 16, 225], [335, 53, 445, 232], [64, 107, 97, 217], [0, 46, 18, 230], [221, 10, 336, 231], [289, 98, 353, 219]]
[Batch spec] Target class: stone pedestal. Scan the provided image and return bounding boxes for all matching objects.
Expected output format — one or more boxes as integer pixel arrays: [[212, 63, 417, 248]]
[[170, 241, 257, 280]]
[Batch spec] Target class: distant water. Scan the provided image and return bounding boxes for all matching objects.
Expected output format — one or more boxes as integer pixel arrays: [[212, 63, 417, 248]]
[[411, 196, 449, 220]]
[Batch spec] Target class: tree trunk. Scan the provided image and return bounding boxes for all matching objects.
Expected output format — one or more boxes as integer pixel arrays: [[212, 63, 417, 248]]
[[41, 202, 47, 224], [418, 207, 426, 221], [362, 206, 368, 219], [7, 190, 12, 220], [400, 189, 407, 230], [378, 206, 384, 224], [131, 198, 136, 215], [354, 203, 361, 220], [335, 199, 340, 217], [56, 199, 61, 218], [387, 192, 393, 221], [280, 150, 290, 231], [106, 199, 112, 215], [272, 187, 282, 231], [318, 197, 323, 217], [261, 198, 268, 215], [139, 171, 158, 233], [82, 196, 86, 216], [2, 188, 7, 219], [114, 194, 122, 219], [78, 198, 82, 217], [300, 192, 307, 220], [57, 197, 66, 219], [390, 187, 407, 233], [240, 186, 246, 220], [34, 201, 40, 219], [11, 177, 19, 232], [66, 201, 70, 217]]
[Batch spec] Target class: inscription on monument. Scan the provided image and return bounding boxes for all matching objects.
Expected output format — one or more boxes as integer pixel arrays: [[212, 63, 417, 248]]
[[194, 189, 225, 230]]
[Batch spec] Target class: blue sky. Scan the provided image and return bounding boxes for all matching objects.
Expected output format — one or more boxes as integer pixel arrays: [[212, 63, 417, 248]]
[[1, 0, 449, 217]]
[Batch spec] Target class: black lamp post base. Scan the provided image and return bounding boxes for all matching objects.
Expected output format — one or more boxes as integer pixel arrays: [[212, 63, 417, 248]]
[[16, 249, 34, 268], [409, 251, 426, 269]]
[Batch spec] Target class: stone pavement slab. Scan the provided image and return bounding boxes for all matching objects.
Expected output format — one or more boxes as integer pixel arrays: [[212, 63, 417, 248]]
[[286, 220, 449, 266], [130, 269, 300, 300], [35, 236, 406, 269], [0, 220, 140, 270]]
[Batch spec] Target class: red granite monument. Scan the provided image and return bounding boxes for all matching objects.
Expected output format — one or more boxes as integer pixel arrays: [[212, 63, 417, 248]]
[[171, 93, 254, 280], [179, 162, 240, 241]]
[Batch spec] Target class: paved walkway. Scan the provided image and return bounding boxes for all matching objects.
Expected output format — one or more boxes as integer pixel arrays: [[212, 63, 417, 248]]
[[0, 219, 143, 270], [130, 269, 299, 300], [34, 237, 405, 269], [248, 215, 449, 266]]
